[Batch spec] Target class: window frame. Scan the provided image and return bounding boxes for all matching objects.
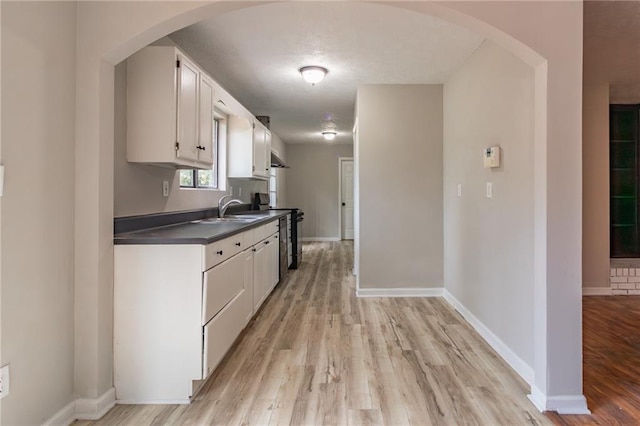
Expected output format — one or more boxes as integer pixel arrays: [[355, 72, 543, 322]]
[[269, 166, 277, 208]]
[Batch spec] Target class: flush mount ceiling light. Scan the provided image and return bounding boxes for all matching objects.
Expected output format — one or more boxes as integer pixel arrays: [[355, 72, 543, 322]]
[[322, 131, 337, 141], [300, 66, 328, 85]]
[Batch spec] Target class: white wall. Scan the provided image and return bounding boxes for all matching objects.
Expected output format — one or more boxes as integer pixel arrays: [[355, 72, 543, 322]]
[[443, 41, 535, 370], [1, 2, 77, 424], [286, 144, 353, 239], [582, 84, 610, 289], [356, 85, 443, 289]]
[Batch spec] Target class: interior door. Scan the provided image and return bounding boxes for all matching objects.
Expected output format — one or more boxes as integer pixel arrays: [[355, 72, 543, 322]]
[[341, 159, 354, 240]]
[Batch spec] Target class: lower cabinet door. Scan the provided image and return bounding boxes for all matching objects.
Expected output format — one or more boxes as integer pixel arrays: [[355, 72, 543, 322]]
[[243, 249, 254, 321], [252, 242, 268, 312], [202, 288, 249, 378]]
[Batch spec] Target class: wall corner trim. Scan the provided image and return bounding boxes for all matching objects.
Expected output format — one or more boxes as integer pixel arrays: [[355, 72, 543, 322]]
[[582, 287, 612, 296], [75, 387, 116, 420], [44, 388, 116, 425], [356, 287, 444, 298], [528, 386, 591, 414], [443, 289, 534, 385]]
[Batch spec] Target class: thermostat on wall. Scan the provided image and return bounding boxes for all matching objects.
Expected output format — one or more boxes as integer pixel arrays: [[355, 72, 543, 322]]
[[483, 146, 500, 168]]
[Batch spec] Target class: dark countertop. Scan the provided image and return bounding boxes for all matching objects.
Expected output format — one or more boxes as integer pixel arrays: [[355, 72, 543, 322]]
[[114, 210, 291, 245]]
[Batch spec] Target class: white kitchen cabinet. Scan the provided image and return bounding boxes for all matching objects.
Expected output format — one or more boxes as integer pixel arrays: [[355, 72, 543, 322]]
[[268, 233, 280, 292], [203, 281, 250, 378], [126, 46, 214, 169], [252, 240, 268, 312], [114, 218, 282, 403], [228, 117, 270, 179], [242, 248, 255, 324], [114, 244, 203, 403], [198, 73, 216, 165], [202, 252, 244, 326], [115, 234, 248, 403], [251, 226, 280, 313], [265, 129, 272, 175]]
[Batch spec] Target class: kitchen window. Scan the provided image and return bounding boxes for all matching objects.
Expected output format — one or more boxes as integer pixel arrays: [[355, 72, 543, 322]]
[[269, 167, 277, 208], [180, 118, 220, 189]]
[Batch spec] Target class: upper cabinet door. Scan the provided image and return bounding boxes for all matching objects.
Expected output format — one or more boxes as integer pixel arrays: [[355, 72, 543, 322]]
[[253, 123, 267, 178], [265, 130, 272, 176], [176, 55, 200, 162], [198, 74, 215, 166]]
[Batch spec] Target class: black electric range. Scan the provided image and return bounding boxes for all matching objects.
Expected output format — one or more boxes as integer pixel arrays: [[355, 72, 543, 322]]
[[253, 193, 304, 269]]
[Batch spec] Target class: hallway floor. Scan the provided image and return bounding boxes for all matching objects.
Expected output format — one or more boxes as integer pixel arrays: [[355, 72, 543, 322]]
[[546, 296, 640, 425], [79, 242, 550, 425]]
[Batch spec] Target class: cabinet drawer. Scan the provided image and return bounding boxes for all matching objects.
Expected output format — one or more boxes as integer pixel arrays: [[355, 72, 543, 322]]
[[203, 234, 245, 270], [203, 288, 251, 378], [242, 228, 256, 247], [252, 224, 268, 244], [267, 220, 279, 236], [202, 253, 244, 325]]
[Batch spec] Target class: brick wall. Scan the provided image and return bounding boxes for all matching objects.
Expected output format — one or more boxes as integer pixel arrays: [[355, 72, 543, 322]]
[[610, 268, 640, 295]]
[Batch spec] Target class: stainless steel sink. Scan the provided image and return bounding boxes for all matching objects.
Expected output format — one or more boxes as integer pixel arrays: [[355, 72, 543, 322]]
[[193, 217, 259, 224], [225, 214, 267, 219]]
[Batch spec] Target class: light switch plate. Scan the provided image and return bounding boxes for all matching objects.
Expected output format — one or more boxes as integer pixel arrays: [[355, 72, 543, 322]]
[[162, 181, 169, 197], [486, 182, 493, 198], [457, 184, 462, 197]]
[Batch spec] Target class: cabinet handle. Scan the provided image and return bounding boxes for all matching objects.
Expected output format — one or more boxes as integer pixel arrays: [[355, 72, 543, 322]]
[[216, 250, 223, 255], [252, 248, 256, 252], [275, 236, 278, 239], [264, 241, 269, 245], [235, 242, 241, 246]]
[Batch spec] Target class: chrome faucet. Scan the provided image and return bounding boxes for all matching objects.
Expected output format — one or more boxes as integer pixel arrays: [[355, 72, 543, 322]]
[[218, 195, 244, 218]]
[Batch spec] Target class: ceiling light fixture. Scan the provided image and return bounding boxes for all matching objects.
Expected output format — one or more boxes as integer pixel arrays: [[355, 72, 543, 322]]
[[300, 66, 328, 85], [322, 131, 337, 141]]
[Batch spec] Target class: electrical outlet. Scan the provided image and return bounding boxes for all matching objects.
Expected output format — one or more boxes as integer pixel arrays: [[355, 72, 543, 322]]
[[239, 187, 242, 198], [0, 364, 10, 399], [162, 181, 169, 197], [457, 184, 462, 197]]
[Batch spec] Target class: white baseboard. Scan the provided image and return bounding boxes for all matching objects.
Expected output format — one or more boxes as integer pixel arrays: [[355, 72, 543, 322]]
[[528, 386, 591, 414], [42, 400, 76, 426], [301, 237, 340, 242], [582, 287, 612, 296], [44, 387, 116, 425], [443, 290, 534, 385], [76, 387, 116, 420], [356, 287, 444, 298], [115, 399, 190, 404]]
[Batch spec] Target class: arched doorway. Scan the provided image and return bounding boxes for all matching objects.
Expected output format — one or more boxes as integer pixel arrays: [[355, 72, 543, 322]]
[[73, 0, 585, 416]]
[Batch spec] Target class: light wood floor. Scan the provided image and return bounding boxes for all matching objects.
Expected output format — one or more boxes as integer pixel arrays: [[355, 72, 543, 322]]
[[78, 241, 549, 425]]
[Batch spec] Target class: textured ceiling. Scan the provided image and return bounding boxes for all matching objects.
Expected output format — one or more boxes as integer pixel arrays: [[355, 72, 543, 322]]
[[170, 2, 483, 144], [584, 1, 640, 90]]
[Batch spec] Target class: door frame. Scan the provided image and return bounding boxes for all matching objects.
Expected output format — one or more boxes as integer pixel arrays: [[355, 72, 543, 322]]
[[338, 156, 354, 240]]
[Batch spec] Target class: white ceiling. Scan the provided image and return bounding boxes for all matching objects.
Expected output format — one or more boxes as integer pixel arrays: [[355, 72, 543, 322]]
[[584, 1, 640, 99], [170, 2, 483, 145]]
